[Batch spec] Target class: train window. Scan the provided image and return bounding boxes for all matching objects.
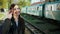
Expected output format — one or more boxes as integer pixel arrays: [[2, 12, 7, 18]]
[[38, 6, 42, 10], [45, 5, 51, 11], [57, 3, 60, 10], [45, 4, 57, 11], [32, 7, 33, 10], [36, 6, 37, 11], [29, 8, 32, 10], [27, 7, 30, 11], [37, 7, 39, 10], [28, 7, 31, 11], [32, 7, 36, 11], [31, 7, 34, 11], [34, 6, 37, 11], [51, 4, 57, 11]]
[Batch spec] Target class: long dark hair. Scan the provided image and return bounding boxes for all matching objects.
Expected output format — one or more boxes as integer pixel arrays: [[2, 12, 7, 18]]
[[9, 4, 16, 10]]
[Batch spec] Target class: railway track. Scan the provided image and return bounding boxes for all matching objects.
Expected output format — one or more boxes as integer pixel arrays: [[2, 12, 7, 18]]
[[21, 16, 45, 34], [25, 22, 44, 34], [21, 14, 60, 34]]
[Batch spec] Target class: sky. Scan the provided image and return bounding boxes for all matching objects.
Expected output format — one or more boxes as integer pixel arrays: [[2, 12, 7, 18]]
[[31, 0, 45, 4], [12, 0, 18, 3], [12, 0, 45, 4]]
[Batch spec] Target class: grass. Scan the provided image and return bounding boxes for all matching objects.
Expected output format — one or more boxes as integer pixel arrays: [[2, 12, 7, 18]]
[[0, 13, 4, 20]]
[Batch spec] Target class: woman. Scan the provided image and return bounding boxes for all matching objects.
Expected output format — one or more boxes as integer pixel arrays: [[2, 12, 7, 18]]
[[2, 4, 25, 34]]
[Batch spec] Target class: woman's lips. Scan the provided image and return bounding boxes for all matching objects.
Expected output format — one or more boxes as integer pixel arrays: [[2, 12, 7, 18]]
[[15, 12, 17, 14], [15, 12, 20, 15]]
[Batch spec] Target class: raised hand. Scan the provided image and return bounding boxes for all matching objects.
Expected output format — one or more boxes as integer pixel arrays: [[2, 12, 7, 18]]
[[7, 11, 12, 19]]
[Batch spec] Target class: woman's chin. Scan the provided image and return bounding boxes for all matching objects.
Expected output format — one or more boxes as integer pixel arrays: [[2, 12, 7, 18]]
[[15, 14, 19, 16]]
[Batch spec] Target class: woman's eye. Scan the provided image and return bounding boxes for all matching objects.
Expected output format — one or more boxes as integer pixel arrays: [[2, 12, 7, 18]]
[[17, 8, 20, 10], [14, 9, 16, 10], [13, 8, 20, 10]]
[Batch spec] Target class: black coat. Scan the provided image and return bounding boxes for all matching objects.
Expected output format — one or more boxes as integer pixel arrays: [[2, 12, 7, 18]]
[[2, 16, 25, 34]]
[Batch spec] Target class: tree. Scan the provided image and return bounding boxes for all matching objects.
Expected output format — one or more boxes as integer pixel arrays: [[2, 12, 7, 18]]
[[18, 0, 31, 8]]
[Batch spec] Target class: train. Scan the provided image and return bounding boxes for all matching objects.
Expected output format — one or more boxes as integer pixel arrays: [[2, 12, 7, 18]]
[[21, 2, 60, 21]]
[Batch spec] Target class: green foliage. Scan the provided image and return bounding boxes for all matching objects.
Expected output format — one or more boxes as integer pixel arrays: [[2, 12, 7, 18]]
[[18, 0, 31, 8]]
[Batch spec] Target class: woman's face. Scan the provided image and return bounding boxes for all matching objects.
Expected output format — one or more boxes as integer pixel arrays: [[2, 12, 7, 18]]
[[13, 5, 20, 16]]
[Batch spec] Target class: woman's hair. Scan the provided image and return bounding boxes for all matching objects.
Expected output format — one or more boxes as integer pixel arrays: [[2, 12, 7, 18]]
[[9, 4, 16, 14], [9, 4, 21, 13], [9, 4, 16, 10]]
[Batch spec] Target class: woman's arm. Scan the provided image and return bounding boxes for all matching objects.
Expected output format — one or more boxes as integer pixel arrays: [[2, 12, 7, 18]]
[[2, 18, 11, 34]]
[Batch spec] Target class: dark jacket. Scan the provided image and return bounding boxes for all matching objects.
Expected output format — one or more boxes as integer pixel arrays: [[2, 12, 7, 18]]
[[2, 16, 25, 34]]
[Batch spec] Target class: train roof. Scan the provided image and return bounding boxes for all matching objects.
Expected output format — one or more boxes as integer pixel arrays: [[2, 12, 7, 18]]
[[45, 1, 60, 4]]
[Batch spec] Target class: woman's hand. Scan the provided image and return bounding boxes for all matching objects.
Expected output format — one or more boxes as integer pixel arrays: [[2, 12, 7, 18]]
[[7, 11, 12, 19]]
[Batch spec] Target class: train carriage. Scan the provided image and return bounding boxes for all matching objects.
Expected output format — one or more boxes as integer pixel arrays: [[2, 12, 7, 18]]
[[45, 2, 60, 21], [26, 4, 43, 16], [26, 6, 38, 16], [27, 6, 33, 15], [21, 7, 27, 13]]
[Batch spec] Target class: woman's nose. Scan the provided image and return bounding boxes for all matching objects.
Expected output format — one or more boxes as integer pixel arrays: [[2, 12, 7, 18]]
[[15, 9, 20, 11], [15, 10, 20, 13]]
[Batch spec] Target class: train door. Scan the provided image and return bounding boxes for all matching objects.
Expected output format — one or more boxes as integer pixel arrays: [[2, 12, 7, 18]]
[[45, 3, 57, 19], [38, 5, 43, 17], [45, 2, 60, 21]]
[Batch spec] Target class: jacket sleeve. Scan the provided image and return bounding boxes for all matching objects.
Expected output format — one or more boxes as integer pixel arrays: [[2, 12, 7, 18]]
[[21, 18, 25, 34], [2, 18, 11, 34]]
